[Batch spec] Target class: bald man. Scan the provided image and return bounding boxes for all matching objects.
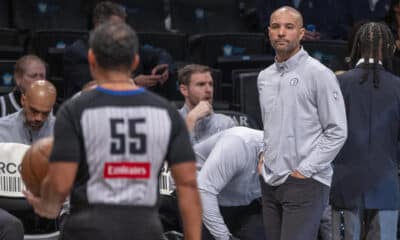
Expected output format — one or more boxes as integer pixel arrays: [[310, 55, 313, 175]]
[[257, 6, 347, 240], [0, 55, 46, 117], [0, 80, 56, 144]]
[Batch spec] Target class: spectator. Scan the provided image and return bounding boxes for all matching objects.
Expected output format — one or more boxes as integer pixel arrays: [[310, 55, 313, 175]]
[[64, 1, 175, 98], [0, 55, 46, 117]]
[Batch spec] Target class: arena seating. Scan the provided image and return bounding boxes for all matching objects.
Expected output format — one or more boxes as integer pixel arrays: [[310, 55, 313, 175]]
[[0, 60, 16, 94], [169, 0, 248, 34]]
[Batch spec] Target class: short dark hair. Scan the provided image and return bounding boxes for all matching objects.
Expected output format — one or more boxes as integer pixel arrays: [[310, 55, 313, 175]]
[[89, 21, 139, 71], [93, 1, 127, 26], [178, 64, 212, 85]]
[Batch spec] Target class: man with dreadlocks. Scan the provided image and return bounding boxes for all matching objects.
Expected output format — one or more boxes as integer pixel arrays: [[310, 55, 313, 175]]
[[330, 22, 400, 240]]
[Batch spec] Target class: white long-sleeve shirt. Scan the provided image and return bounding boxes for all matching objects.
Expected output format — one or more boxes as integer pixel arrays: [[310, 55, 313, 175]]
[[195, 127, 263, 240], [257, 47, 347, 187]]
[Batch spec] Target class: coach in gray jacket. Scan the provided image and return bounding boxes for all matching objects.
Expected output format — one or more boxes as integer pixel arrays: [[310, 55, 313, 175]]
[[257, 6, 347, 240]]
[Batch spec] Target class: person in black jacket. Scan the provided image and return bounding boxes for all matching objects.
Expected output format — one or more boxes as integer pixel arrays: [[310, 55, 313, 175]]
[[63, 1, 175, 98], [331, 22, 400, 240]]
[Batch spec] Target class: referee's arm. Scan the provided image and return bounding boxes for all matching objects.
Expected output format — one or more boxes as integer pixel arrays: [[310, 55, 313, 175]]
[[167, 107, 202, 240], [24, 161, 77, 219], [171, 161, 202, 240]]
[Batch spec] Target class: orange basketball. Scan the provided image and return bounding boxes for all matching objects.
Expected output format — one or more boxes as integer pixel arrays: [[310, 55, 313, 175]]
[[21, 137, 53, 196]]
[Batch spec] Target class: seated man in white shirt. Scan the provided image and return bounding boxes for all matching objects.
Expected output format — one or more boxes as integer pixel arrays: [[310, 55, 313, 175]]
[[178, 64, 235, 144], [0, 80, 56, 144], [195, 127, 265, 240]]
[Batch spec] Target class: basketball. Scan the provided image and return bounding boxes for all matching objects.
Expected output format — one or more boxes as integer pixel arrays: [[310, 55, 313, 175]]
[[21, 137, 53, 196]]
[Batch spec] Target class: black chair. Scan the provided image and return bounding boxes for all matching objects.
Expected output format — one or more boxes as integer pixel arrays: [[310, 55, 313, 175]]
[[0, 28, 22, 46], [12, 0, 89, 30], [188, 33, 267, 68], [30, 29, 87, 100], [301, 40, 349, 72], [169, 0, 248, 34], [30, 29, 88, 77], [216, 110, 261, 129], [238, 72, 262, 128], [0, 47, 24, 61], [231, 68, 263, 108], [0, 0, 11, 28], [137, 32, 188, 61], [30, 30, 88, 62], [0, 28, 25, 60], [217, 55, 273, 102], [117, 0, 167, 32], [0, 60, 16, 95]]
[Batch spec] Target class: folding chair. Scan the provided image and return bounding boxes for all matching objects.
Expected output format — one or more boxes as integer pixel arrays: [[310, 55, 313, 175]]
[[238, 72, 262, 128], [0, 60, 17, 95]]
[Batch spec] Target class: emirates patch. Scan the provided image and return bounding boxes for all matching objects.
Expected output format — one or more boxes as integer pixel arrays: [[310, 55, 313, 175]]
[[104, 162, 150, 179]]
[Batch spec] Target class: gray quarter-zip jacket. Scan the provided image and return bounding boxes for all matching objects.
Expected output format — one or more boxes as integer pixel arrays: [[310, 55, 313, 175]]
[[257, 47, 347, 187]]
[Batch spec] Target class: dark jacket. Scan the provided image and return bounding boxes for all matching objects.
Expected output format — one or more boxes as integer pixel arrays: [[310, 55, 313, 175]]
[[330, 64, 400, 210]]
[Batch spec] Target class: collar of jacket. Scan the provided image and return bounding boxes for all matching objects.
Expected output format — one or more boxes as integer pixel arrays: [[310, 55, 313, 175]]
[[274, 47, 308, 74]]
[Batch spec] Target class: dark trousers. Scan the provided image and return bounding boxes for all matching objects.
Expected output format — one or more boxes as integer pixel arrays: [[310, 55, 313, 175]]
[[62, 205, 163, 240], [0, 209, 24, 240], [202, 199, 265, 240], [260, 176, 329, 240], [332, 208, 398, 240], [11, 209, 58, 234], [159, 193, 182, 233]]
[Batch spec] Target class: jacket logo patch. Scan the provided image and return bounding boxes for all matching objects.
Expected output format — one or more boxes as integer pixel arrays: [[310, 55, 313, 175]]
[[289, 78, 299, 86], [104, 162, 150, 179], [333, 91, 338, 100]]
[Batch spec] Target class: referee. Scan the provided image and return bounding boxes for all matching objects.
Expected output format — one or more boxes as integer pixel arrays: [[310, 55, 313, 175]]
[[24, 21, 201, 240]]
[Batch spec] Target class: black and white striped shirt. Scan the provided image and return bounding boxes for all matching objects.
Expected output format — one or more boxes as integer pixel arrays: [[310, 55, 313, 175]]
[[0, 91, 22, 117], [50, 86, 195, 209]]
